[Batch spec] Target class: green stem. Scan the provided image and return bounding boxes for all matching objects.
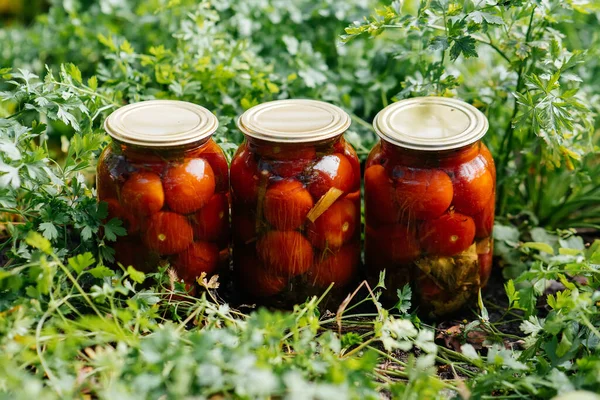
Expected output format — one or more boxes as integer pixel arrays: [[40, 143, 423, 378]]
[[342, 338, 375, 358]]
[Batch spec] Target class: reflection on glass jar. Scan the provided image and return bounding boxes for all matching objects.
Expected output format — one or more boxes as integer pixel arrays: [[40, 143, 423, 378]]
[[231, 99, 360, 308], [365, 97, 495, 317], [97, 100, 229, 290]]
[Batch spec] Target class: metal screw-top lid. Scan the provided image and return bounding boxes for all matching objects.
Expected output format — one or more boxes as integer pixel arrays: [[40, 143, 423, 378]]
[[237, 99, 351, 143], [373, 97, 489, 151], [104, 100, 218, 148]]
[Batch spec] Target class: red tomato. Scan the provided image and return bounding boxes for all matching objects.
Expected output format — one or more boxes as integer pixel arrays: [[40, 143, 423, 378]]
[[307, 199, 357, 249], [121, 171, 165, 216], [143, 211, 194, 255], [254, 143, 315, 159], [479, 143, 496, 181], [232, 209, 258, 244], [345, 189, 360, 204], [192, 194, 229, 242], [364, 165, 397, 225], [365, 224, 421, 267], [448, 157, 494, 215], [235, 247, 288, 297], [257, 231, 314, 276], [437, 144, 479, 168], [419, 212, 476, 256], [309, 244, 359, 288], [479, 251, 493, 287], [307, 153, 354, 200], [230, 143, 263, 203], [163, 158, 216, 214], [103, 198, 139, 234], [365, 142, 384, 168], [473, 197, 495, 238], [174, 241, 219, 283], [334, 139, 361, 192], [194, 139, 229, 193], [263, 179, 313, 230], [259, 145, 316, 178], [394, 167, 453, 220]]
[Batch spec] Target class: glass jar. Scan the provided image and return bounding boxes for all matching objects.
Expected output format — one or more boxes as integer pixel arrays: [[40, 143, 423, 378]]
[[365, 97, 495, 317], [97, 100, 229, 288], [231, 99, 360, 308]]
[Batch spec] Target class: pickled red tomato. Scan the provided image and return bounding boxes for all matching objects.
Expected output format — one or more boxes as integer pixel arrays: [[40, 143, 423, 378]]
[[143, 211, 194, 255], [193, 193, 229, 241], [364, 165, 397, 225], [334, 139, 361, 191], [103, 198, 138, 234], [345, 189, 360, 204], [365, 224, 421, 265], [478, 251, 493, 287], [264, 179, 313, 230], [473, 198, 495, 238], [174, 241, 219, 283], [308, 153, 354, 200], [163, 158, 216, 214], [309, 244, 359, 288], [230, 144, 262, 203], [121, 171, 165, 216], [307, 199, 357, 249], [257, 231, 313, 276], [236, 248, 287, 297], [194, 139, 229, 192], [479, 143, 496, 181], [365, 142, 384, 168], [259, 145, 316, 178], [437, 144, 479, 169], [419, 212, 476, 256], [394, 167, 453, 220], [448, 157, 493, 215]]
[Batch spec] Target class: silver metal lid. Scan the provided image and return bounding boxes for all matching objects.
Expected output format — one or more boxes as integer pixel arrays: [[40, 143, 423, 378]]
[[237, 99, 351, 143], [373, 97, 489, 151], [104, 100, 218, 148]]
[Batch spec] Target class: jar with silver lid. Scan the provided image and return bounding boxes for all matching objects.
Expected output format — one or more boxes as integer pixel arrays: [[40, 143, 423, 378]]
[[365, 97, 495, 316], [231, 99, 360, 307], [97, 100, 229, 294]]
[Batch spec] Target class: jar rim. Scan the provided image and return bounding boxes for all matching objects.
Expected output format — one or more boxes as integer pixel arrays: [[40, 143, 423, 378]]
[[237, 99, 351, 143], [104, 100, 218, 148], [373, 97, 489, 151]]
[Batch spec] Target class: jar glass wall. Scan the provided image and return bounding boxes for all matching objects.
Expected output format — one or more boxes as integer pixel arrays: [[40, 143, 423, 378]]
[[97, 101, 229, 291], [365, 97, 495, 316], [230, 100, 360, 308]]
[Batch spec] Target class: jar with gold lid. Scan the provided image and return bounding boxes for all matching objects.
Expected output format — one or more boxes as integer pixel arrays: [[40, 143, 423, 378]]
[[97, 100, 229, 289], [365, 97, 495, 316], [231, 99, 360, 307]]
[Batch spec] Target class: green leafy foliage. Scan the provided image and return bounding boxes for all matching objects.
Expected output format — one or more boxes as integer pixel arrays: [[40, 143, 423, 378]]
[[0, 0, 599, 398], [343, 0, 600, 227]]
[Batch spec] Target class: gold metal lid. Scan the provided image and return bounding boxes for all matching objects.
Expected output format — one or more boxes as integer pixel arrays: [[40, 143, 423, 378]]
[[104, 100, 218, 148], [373, 97, 489, 151], [237, 99, 351, 143]]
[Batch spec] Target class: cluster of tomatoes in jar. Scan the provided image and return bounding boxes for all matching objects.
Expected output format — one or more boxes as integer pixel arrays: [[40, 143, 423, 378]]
[[230, 137, 361, 306], [364, 141, 495, 315], [96, 138, 230, 288]]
